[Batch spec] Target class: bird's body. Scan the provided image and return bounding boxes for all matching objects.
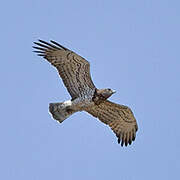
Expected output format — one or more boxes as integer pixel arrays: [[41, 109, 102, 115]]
[[33, 40, 138, 146]]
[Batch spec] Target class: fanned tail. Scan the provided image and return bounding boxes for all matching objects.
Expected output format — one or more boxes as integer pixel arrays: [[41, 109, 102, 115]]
[[49, 102, 76, 123]]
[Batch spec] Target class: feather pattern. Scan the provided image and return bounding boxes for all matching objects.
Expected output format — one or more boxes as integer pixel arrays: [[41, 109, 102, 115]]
[[33, 40, 96, 99], [84, 100, 138, 146]]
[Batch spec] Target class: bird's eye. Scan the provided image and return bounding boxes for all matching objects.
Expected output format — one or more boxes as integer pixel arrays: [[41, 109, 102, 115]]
[[108, 88, 111, 91]]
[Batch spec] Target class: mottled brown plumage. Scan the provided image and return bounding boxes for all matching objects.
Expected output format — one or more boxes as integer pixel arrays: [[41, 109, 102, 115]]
[[33, 40, 138, 146], [33, 39, 95, 100], [84, 100, 138, 146]]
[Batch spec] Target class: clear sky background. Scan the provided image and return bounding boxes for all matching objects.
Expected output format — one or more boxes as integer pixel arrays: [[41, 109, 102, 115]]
[[1, 0, 179, 179]]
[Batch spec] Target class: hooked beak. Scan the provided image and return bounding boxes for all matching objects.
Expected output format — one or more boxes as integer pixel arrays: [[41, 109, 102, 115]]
[[112, 90, 116, 94]]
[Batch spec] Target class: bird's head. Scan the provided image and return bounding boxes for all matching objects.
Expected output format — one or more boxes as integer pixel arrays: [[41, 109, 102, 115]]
[[97, 88, 116, 99]]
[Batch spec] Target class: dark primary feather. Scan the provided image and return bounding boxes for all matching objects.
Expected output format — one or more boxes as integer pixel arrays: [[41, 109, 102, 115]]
[[50, 40, 69, 50], [33, 40, 96, 99]]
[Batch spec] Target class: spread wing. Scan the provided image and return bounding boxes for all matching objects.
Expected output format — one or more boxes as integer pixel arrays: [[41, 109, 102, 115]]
[[33, 40, 96, 99], [85, 100, 138, 146]]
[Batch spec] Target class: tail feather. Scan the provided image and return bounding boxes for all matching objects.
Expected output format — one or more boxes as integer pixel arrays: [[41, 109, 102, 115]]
[[49, 103, 76, 123]]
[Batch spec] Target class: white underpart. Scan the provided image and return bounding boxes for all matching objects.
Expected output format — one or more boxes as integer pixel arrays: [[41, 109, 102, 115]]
[[63, 100, 72, 107], [48, 95, 95, 123]]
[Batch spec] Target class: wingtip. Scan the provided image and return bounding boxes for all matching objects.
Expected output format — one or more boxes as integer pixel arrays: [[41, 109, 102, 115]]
[[33, 41, 40, 46], [50, 40, 69, 50], [38, 39, 44, 43], [33, 41, 38, 45], [121, 141, 124, 147], [33, 39, 69, 51], [135, 124, 138, 131], [33, 39, 44, 43], [117, 132, 136, 147]]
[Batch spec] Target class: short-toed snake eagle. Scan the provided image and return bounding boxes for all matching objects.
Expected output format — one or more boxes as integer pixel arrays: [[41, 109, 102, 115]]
[[33, 40, 138, 146]]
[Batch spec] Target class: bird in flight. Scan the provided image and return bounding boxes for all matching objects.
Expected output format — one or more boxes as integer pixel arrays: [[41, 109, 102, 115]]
[[33, 40, 138, 146]]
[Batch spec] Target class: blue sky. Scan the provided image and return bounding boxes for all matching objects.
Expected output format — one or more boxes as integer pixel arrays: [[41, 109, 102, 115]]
[[1, 0, 180, 179]]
